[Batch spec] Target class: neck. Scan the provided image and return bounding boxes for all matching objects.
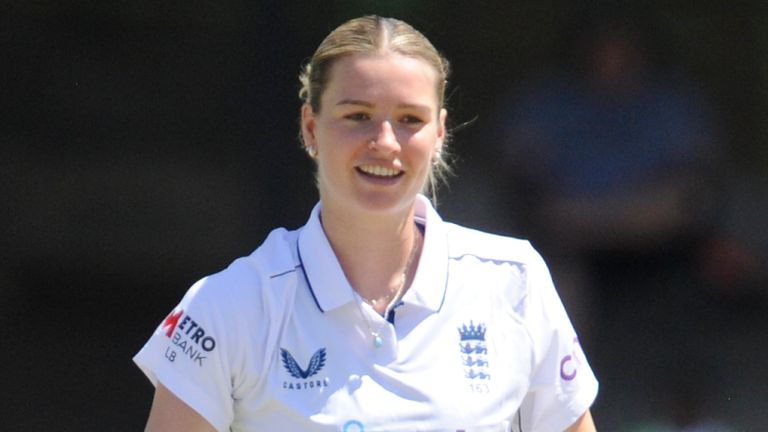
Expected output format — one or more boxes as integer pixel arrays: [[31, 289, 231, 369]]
[[320, 201, 422, 314]]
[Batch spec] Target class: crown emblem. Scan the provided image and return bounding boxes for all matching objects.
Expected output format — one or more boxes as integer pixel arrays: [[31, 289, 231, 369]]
[[458, 321, 486, 341]]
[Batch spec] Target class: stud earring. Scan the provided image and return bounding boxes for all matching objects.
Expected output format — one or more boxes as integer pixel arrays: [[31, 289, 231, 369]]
[[306, 146, 318, 158], [433, 151, 442, 166], [368, 140, 377, 150]]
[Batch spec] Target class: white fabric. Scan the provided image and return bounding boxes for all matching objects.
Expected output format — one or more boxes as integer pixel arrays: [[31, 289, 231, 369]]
[[134, 195, 598, 431]]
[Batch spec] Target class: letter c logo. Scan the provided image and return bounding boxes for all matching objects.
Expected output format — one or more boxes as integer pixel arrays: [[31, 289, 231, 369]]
[[560, 355, 577, 380], [343, 420, 365, 432], [560, 337, 582, 381]]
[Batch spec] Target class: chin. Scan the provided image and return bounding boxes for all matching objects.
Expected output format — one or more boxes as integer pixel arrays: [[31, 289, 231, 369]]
[[319, 183, 419, 217], [352, 191, 416, 215]]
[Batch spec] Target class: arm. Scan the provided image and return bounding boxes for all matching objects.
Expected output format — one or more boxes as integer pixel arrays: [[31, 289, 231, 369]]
[[144, 383, 217, 432], [565, 410, 596, 432]]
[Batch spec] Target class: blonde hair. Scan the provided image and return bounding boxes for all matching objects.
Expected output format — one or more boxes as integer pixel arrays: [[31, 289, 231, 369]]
[[299, 15, 453, 200]]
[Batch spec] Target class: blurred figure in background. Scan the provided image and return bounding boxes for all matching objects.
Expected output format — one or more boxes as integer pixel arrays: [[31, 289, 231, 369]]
[[494, 19, 736, 430]]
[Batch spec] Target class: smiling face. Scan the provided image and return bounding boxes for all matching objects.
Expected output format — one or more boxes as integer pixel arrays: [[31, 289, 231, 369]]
[[301, 52, 446, 217]]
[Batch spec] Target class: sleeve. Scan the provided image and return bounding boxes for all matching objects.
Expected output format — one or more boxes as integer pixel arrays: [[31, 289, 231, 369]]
[[518, 251, 599, 432], [133, 277, 238, 432]]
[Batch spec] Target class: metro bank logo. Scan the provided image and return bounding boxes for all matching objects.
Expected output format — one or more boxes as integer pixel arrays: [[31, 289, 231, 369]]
[[160, 308, 217, 366], [163, 310, 184, 337]]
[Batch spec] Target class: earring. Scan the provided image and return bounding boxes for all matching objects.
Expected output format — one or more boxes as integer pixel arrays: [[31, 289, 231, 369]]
[[368, 140, 377, 150], [306, 146, 318, 158], [433, 151, 442, 166]]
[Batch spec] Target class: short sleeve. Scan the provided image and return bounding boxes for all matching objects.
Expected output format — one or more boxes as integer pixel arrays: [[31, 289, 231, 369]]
[[133, 278, 237, 432], [518, 252, 599, 431]]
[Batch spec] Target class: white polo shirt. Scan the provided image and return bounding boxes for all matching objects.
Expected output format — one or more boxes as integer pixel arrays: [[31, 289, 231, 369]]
[[134, 195, 598, 432]]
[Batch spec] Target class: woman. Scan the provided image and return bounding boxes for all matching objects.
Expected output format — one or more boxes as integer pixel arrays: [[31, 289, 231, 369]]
[[135, 15, 598, 431]]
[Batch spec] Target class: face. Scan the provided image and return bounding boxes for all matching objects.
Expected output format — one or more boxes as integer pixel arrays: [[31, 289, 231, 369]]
[[301, 52, 446, 217]]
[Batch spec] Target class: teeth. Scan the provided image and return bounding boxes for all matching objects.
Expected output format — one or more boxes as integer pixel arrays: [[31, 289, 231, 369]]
[[359, 165, 402, 177]]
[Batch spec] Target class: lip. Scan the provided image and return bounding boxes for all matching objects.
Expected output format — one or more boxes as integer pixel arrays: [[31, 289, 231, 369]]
[[357, 164, 403, 177], [355, 165, 405, 184]]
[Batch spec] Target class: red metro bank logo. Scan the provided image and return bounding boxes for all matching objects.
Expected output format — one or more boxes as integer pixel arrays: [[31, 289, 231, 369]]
[[161, 308, 216, 366], [163, 310, 184, 337]]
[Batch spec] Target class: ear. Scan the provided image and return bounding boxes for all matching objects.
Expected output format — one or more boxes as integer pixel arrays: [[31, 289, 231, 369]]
[[301, 103, 317, 148], [435, 108, 447, 153]]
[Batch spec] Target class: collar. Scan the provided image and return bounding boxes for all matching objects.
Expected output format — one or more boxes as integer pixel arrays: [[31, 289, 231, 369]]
[[296, 194, 449, 314]]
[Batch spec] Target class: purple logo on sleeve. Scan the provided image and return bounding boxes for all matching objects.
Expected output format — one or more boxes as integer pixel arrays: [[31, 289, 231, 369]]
[[559, 337, 583, 381]]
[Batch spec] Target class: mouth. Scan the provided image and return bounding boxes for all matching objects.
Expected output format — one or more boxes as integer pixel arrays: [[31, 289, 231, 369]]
[[356, 164, 404, 179]]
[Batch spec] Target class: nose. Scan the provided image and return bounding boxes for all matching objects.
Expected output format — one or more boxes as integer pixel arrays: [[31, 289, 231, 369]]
[[372, 120, 400, 154]]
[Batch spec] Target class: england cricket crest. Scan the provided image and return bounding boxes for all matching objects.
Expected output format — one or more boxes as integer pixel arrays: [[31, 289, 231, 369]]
[[458, 321, 490, 380]]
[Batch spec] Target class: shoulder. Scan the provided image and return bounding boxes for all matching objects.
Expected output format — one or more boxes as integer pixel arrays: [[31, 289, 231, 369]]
[[171, 227, 301, 369], [442, 223, 556, 317], [444, 223, 543, 267], [182, 227, 301, 316], [222, 227, 300, 284]]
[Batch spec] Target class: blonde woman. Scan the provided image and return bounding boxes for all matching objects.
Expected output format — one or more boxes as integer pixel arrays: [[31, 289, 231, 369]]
[[135, 15, 598, 432]]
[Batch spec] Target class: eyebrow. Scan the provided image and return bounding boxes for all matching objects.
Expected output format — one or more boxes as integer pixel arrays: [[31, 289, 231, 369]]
[[336, 99, 373, 108], [338, 98, 431, 108]]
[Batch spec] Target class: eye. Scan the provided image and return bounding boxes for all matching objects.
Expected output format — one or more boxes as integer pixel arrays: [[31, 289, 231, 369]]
[[344, 112, 370, 121], [401, 114, 425, 125]]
